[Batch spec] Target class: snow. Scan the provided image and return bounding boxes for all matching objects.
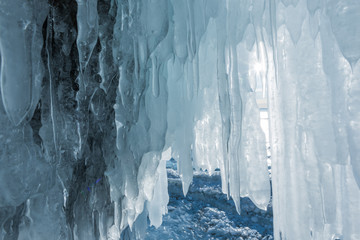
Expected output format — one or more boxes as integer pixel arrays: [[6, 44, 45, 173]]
[[146, 167, 273, 240]]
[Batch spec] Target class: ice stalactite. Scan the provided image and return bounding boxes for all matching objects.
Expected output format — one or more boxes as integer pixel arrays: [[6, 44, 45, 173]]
[[0, 0, 270, 238], [99, 0, 271, 235], [1, 0, 359, 239]]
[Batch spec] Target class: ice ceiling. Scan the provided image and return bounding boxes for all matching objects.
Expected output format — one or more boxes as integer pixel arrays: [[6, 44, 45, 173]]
[[0, 0, 359, 239]]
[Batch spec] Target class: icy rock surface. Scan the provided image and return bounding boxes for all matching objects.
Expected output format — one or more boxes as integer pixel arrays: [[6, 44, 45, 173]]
[[0, 0, 359, 239]]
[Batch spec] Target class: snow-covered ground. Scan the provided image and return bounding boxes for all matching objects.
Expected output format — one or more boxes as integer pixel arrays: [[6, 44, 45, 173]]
[[146, 160, 273, 240]]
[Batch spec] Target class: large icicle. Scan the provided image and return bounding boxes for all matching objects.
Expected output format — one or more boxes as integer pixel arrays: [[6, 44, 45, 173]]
[[0, 0, 48, 125]]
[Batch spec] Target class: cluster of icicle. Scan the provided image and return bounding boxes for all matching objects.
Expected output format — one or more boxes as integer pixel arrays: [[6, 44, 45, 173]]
[[0, 0, 359, 239], [268, 0, 360, 239]]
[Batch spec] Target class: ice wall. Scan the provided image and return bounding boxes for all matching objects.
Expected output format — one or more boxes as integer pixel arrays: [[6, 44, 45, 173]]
[[267, 0, 360, 239]]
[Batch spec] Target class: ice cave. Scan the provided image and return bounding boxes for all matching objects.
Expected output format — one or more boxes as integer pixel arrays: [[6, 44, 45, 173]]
[[0, 0, 359, 239]]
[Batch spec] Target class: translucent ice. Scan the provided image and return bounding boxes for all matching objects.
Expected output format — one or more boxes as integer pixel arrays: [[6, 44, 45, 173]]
[[1, 0, 359, 239]]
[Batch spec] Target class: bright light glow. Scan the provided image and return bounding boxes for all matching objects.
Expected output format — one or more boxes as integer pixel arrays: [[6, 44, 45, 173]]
[[253, 62, 265, 74]]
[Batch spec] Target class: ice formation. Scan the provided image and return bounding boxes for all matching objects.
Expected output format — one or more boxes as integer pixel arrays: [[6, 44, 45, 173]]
[[0, 0, 359, 239], [268, 1, 360, 239]]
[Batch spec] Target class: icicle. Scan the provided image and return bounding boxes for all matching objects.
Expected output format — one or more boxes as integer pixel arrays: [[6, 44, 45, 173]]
[[0, 0, 47, 125], [214, 4, 231, 196], [326, 0, 360, 66], [147, 150, 169, 228]]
